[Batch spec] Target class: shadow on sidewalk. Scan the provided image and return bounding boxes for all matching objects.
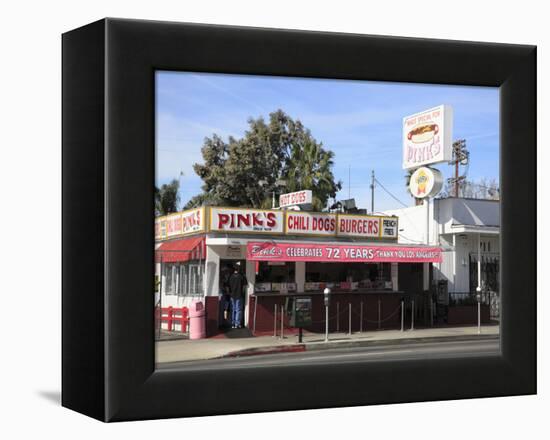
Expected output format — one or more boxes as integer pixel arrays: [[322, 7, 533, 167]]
[[213, 327, 255, 339]]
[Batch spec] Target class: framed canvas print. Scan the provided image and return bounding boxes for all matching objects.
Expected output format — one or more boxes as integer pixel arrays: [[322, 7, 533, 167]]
[[62, 18, 536, 422]]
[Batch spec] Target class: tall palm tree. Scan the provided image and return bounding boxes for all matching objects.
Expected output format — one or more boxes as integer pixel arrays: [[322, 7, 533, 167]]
[[284, 139, 341, 211], [155, 179, 180, 215]]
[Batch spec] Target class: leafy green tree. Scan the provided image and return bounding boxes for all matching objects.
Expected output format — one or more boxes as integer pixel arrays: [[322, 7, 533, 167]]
[[186, 110, 341, 210], [155, 179, 180, 215]]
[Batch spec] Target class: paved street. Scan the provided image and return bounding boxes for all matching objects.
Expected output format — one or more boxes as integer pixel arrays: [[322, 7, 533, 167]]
[[155, 324, 499, 363], [157, 338, 500, 371]]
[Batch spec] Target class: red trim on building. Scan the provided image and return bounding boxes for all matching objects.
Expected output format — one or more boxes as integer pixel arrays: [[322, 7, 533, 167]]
[[156, 236, 205, 263]]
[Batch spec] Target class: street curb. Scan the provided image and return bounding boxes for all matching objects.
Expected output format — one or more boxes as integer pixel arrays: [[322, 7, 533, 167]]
[[222, 344, 306, 358], [219, 333, 499, 358], [305, 333, 499, 351]]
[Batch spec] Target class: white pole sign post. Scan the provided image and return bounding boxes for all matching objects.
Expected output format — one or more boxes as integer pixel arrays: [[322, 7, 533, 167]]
[[403, 105, 453, 170]]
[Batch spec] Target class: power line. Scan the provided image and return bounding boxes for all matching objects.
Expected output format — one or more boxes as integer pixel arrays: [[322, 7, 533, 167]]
[[374, 177, 408, 208]]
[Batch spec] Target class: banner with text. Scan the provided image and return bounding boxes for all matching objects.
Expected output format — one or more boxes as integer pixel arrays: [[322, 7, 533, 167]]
[[247, 242, 442, 263], [155, 207, 205, 240]]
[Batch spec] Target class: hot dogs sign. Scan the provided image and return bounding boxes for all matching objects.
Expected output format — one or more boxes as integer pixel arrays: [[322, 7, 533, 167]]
[[403, 105, 453, 170]]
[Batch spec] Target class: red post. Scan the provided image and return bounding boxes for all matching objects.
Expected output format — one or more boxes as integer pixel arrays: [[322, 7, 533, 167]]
[[167, 306, 173, 331], [182, 307, 189, 332]]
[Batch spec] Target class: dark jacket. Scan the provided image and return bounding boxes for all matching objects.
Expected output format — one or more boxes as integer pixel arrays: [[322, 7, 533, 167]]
[[228, 272, 247, 299]]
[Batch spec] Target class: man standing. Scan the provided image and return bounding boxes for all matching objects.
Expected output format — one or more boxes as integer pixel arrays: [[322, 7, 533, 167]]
[[228, 265, 247, 328]]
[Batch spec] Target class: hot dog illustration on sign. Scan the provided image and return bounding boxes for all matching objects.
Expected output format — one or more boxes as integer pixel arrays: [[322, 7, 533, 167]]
[[403, 105, 453, 170]]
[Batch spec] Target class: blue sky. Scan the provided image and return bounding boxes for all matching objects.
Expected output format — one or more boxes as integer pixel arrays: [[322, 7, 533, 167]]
[[156, 71, 499, 213]]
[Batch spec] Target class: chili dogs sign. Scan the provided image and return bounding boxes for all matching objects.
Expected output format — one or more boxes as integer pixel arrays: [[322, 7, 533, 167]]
[[403, 105, 453, 170], [209, 207, 285, 234], [155, 207, 205, 240], [247, 242, 442, 263], [286, 212, 336, 236]]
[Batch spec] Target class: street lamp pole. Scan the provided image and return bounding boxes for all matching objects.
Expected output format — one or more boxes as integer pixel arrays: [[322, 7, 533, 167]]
[[477, 233, 482, 334]]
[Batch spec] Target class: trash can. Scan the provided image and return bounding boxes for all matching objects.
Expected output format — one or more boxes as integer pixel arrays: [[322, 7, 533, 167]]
[[189, 300, 206, 340]]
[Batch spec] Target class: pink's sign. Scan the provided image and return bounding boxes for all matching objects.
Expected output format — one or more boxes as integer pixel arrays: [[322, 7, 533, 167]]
[[247, 242, 442, 263]]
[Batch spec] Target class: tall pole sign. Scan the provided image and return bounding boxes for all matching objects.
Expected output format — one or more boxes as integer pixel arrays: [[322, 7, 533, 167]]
[[403, 105, 454, 201], [403, 105, 453, 270], [403, 105, 453, 170]]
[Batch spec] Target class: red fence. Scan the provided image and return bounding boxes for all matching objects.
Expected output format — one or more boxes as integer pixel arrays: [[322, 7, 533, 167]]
[[155, 306, 189, 332]]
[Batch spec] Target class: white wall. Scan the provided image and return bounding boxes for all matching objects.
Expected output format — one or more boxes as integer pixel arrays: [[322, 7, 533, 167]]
[[388, 199, 500, 294], [386, 201, 431, 245]]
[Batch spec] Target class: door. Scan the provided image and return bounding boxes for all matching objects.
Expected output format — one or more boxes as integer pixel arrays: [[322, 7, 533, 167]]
[[219, 259, 247, 327]]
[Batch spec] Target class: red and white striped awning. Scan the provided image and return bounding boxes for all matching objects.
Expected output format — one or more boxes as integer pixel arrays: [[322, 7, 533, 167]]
[[155, 236, 206, 263]]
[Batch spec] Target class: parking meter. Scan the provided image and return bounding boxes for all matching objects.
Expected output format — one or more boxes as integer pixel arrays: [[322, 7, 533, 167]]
[[475, 286, 482, 334], [323, 288, 331, 342], [324, 287, 331, 306]]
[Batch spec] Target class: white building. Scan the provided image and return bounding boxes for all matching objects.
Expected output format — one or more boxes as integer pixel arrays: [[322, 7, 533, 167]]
[[386, 197, 500, 314]]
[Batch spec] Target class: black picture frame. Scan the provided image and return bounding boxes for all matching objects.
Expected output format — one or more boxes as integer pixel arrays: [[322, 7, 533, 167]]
[[62, 18, 536, 422]]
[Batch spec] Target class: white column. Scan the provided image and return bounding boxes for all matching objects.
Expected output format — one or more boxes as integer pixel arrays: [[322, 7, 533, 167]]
[[295, 261, 306, 293], [452, 233, 457, 293], [204, 245, 220, 297], [245, 259, 256, 326], [246, 259, 256, 296], [425, 198, 430, 245], [391, 262, 399, 291], [477, 233, 482, 290]]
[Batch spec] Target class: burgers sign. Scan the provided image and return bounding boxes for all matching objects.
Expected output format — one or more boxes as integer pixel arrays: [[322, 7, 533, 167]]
[[403, 105, 453, 170]]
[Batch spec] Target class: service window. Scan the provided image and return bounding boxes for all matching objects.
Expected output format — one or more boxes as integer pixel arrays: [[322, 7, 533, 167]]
[[256, 261, 295, 283]]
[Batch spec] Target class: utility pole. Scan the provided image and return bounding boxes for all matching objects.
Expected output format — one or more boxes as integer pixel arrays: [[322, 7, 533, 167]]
[[348, 165, 351, 199], [370, 170, 375, 213], [448, 139, 469, 198], [455, 159, 459, 198]]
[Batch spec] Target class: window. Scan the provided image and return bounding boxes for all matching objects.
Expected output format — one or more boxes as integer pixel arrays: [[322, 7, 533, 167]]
[[162, 262, 203, 296], [305, 262, 391, 288], [256, 262, 295, 283], [162, 264, 177, 295], [189, 264, 203, 294]]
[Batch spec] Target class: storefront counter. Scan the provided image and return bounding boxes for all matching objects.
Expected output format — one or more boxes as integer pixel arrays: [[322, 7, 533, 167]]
[[253, 289, 401, 296], [249, 290, 405, 334]]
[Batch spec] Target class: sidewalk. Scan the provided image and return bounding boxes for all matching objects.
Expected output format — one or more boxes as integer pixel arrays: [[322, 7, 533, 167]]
[[155, 325, 500, 364]]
